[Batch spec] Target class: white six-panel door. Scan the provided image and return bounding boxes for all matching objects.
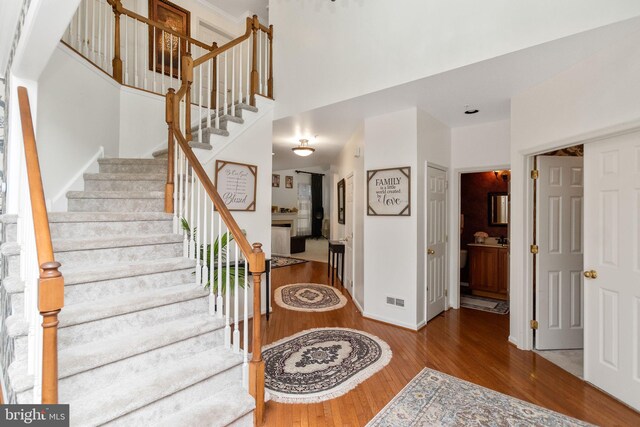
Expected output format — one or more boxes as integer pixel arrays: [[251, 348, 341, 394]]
[[536, 156, 584, 350], [584, 131, 640, 410], [426, 166, 447, 322]]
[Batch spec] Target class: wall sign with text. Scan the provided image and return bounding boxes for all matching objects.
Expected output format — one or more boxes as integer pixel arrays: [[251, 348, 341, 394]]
[[367, 167, 411, 216], [215, 160, 257, 211]]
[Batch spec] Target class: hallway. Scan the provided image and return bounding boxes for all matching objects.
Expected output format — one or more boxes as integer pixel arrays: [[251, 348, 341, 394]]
[[263, 261, 640, 426]]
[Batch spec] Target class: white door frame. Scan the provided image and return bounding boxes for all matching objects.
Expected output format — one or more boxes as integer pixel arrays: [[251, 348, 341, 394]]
[[345, 171, 355, 299], [425, 162, 449, 323], [521, 122, 640, 350], [451, 164, 510, 310]]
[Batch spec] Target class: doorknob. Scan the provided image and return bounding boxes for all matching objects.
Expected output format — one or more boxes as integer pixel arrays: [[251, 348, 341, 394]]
[[427, 249, 435, 255], [583, 270, 598, 279]]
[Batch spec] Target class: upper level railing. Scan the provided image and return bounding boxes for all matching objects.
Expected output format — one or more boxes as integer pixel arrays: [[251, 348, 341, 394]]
[[17, 87, 65, 404]]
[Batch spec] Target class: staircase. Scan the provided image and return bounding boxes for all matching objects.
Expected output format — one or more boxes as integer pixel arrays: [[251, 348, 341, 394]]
[[1, 157, 254, 425]]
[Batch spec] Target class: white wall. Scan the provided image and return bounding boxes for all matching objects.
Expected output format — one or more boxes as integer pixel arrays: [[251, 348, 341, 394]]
[[37, 45, 120, 201], [416, 109, 451, 325], [333, 126, 365, 310], [119, 87, 167, 158], [363, 108, 419, 328], [509, 29, 640, 349], [449, 120, 510, 309], [269, 0, 640, 119]]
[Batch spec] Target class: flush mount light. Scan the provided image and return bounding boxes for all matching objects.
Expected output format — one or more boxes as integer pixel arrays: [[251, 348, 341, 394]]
[[464, 104, 479, 115], [292, 139, 315, 157]]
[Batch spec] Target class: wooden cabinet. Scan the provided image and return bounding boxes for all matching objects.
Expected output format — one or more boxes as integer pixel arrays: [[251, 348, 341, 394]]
[[468, 245, 509, 300]]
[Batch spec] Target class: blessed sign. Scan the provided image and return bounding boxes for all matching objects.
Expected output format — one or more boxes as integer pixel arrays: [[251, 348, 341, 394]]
[[215, 160, 257, 211], [367, 167, 411, 216]]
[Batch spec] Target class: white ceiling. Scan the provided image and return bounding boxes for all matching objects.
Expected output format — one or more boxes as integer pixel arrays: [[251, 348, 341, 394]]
[[272, 16, 640, 170], [202, 0, 268, 23]]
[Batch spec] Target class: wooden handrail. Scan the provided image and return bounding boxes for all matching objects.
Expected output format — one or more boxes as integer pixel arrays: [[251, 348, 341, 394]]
[[168, 52, 266, 424], [17, 87, 65, 404], [193, 17, 254, 67]]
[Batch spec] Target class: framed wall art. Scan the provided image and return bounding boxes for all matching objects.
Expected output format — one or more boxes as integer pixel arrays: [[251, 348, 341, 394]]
[[337, 179, 345, 224], [214, 160, 257, 211], [272, 174, 280, 188], [148, 0, 191, 78], [285, 175, 293, 189], [367, 167, 411, 216]]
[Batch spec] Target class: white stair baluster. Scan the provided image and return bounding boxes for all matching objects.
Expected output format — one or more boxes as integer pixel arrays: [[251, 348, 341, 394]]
[[172, 138, 178, 233], [207, 59, 212, 130], [202, 192, 208, 287], [161, 30, 165, 94], [242, 253, 249, 388], [231, 47, 236, 117], [246, 39, 250, 103], [189, 165, 195, 259], [223, 51, 228, 117], [152, 27, 157, 93], [195, 178, 201, 284], [198, 63, 203, 142], [233, 239, 240, 353], [224, 223, 231, 348], [133, 16, 138, 87], [216, 215, 223, 318], [215, 55, 220, 129], [209, 201, 216, 316]]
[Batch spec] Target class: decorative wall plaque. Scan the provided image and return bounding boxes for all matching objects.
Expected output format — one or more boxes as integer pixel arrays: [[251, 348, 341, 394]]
[[215, 160, 257, 211], [367, 167, 411, 216]]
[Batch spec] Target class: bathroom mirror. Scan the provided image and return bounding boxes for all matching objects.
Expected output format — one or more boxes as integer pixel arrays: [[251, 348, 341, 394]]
[[488, 192, 509, 226]]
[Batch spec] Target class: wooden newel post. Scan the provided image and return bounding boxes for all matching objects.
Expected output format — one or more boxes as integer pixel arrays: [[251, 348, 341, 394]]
[[39, 261, 64, 404], [182, 53, 193, 142], [111, 0, 123, 83], [267, 25, 273, 99], [165, 89, 175, 214], [250, 15, 259, 107], [249, 242, 265, 425], [211, 42, 218, 109]]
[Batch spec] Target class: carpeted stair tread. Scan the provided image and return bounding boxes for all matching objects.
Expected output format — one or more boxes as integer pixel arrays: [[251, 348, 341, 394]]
[[8, 314, 225, 394], [2, 276, 24, 294], [52, 233, 182, 252], [83, 172, 166, 181], [152, 141, 212, 158], [45, 211, 173, 222], [66, 190, 165, 199], [98, 158, 167, 165], [61, 256, 195, 285], [0, 241, 20, 256], [70, 346, 243, 426], [158, 382, 254, 427], [59, 284, 207, 328]]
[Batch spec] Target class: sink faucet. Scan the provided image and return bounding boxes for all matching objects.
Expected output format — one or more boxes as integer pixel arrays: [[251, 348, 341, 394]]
[[498, 236, 509, 245]]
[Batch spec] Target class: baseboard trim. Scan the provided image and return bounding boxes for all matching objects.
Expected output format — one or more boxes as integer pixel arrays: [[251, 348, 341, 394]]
[[362, 312, 420, 332]]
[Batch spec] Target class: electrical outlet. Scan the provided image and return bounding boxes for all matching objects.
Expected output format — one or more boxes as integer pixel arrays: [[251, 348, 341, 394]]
[[386, 297, 395, 305], [395, 299, 405, 307]]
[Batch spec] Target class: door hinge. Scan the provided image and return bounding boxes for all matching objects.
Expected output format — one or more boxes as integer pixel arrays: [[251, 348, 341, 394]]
[[530, 169, 539, 179], [530, 320, 539, 330], [530, 244, 539, 254]]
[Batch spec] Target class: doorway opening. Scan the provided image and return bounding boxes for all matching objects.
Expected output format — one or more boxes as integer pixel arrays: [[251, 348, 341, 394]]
[[530, 144, 584, 379], [458, 170, 510, 316]]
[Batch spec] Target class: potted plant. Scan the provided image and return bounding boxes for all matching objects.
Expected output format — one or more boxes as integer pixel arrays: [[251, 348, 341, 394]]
[[181, 218, 247, 295]]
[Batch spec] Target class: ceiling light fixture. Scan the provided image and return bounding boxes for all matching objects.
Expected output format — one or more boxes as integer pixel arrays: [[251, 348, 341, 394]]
[[464, 104, 479, 115], [292, 139, 315, 157]]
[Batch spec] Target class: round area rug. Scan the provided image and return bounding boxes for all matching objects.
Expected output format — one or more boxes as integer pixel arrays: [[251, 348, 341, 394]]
[[263, 327, 392, 403], [275, 283, 347, 312]]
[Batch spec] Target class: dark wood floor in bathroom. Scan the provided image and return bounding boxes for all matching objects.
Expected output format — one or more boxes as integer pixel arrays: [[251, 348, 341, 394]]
[[260, 261, 640, 427]]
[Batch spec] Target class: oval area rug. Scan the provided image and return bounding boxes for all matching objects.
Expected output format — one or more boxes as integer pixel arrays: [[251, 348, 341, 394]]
[[263, 327, 392, 403], [275, 283, 347, 312]]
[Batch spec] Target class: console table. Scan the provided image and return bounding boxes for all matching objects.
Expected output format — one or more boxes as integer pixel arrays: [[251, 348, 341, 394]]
[[327, 240, 345, 287]]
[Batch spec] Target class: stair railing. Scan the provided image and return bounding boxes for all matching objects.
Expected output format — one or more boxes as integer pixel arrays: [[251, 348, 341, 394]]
[[188, 16, 272, 144], [61, 0, 214, 95], [164, 17, 272, 423], [16, 87, 65, 404]]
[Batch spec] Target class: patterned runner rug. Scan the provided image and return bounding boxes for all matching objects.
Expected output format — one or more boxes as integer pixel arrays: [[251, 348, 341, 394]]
[[367, 368, 592, 426], [264, 328, 392, 403], [460, 295, 509, 314], [271, 256, 308, 268], [275, 283, 347, 312]]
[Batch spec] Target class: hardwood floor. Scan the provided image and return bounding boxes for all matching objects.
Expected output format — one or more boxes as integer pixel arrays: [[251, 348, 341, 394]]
[[261, 261, 640, 426]]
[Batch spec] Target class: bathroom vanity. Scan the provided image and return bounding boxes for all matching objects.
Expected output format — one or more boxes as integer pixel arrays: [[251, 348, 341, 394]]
[[468, 243, 509, 300]]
